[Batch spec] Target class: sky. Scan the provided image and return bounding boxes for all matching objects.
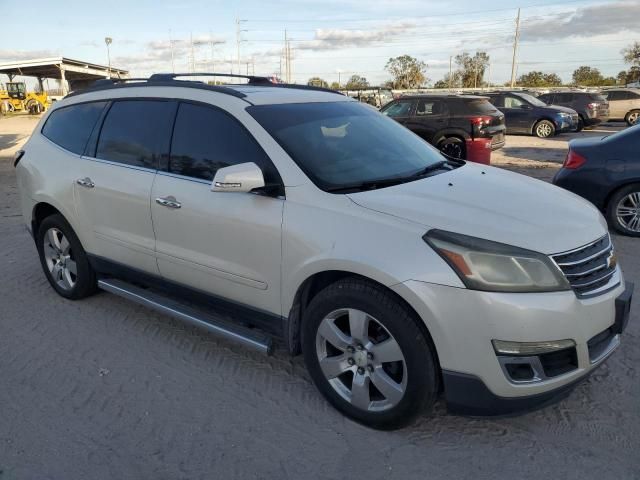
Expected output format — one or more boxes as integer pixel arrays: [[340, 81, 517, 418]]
[[1, 0, 639, 87]]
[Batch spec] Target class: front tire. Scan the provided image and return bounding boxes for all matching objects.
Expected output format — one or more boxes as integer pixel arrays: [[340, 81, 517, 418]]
[[607, 184, 640, 237], [534, 119, 555, 138], [302, 278, 438, 429], [36, 214, 97, 299], [576, 116, 584, 132]]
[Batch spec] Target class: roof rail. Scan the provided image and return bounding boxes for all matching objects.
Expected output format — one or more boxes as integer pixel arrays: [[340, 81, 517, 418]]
[[67, 72, 345, 100], [148, 72, 273, 85]]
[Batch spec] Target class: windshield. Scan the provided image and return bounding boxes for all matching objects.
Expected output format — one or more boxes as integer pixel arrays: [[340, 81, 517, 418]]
[[516, 93, 546, 107], [248, 101, 450, 192]]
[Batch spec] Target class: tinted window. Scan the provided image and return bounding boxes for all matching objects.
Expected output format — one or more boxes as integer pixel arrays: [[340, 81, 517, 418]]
[[605, 91, 622, 100], [463, 99, 498, 114], [169, 102, 276, 182], [249, 101, 449, 192], [381, 100, 414, 117], [42, 102, 107, 155], [504, 96, 526, 108], [415, 99, 446, 116], [96, 100, 174, 169], [486, 95, 504, 108]]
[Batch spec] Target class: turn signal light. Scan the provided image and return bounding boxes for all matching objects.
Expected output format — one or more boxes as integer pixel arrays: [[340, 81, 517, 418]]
[[563, 150, 586, 169]]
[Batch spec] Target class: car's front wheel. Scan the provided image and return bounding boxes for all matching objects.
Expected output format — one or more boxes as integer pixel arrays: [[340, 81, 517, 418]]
[[607, 183, 640, 237], [36, 214, 97, 299], [302, 278, 438, 429], [534, 119, 555, 138]]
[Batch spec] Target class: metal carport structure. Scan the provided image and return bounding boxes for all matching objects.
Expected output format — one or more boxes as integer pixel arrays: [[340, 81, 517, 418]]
[[0, 57, 128, 94]]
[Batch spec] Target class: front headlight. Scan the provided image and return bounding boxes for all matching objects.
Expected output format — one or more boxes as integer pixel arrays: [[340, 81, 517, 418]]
[[423, 230, 571, 293], [558, 112, 570, 118]]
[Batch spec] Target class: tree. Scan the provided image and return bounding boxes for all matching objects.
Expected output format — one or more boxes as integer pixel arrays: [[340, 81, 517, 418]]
[[572, 66, 604, 86], [455, 51, 489, 88], [344, 74, 369, 89], [307, 77, 328, 88], [329, 81, 341, 90], [385, 55, 427, 89], [516, 71, 562, 87], [622, 41, 640, 67]]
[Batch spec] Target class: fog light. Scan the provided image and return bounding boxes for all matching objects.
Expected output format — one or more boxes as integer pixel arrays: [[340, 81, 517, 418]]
[[492, 339, 576, 356]]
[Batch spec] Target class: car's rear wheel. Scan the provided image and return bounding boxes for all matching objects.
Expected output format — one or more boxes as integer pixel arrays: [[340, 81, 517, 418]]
[[438, 137, 465, 159], [302, 278, 438, 429], [36, 214, 97, 299], [625, 110, 640, 126], [607, 184, 640, 237], [534, 120, 555, 138]]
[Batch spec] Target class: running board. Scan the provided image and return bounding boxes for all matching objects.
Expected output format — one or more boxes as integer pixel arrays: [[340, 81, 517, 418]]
[[97, 278, 273, 355]]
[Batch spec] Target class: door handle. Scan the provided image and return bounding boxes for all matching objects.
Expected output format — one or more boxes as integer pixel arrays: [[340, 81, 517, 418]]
[[76, 177, 95, 188], [155, 196, 182, 209]]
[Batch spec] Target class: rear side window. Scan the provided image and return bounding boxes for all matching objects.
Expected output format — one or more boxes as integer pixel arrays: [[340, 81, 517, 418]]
[[381, 100, 414, 117], [415, 99, 447, 116], [169, 102, 278, 183], [589, 94, 607, 102], [96, 100, 174, 169], [42, 102, 107, 155], [462, 99, 497, 114], [486, 95, 504, 108]]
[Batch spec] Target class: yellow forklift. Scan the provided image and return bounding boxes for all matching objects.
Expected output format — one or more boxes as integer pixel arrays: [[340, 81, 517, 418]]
[[0, 81, 50, 114]]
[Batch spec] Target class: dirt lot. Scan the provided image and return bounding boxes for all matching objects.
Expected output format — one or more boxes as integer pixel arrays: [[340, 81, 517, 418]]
[[1, 115, 638, 480]]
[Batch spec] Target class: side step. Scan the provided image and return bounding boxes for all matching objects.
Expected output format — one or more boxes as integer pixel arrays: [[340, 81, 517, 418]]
[[97, 278, 274, 355]]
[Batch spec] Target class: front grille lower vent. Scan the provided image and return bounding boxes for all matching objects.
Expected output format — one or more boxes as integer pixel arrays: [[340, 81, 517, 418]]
[[551, 235, 618, 298]]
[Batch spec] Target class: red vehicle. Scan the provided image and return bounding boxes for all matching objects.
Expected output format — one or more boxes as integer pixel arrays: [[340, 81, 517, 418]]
[[380, 94, 506, 164]]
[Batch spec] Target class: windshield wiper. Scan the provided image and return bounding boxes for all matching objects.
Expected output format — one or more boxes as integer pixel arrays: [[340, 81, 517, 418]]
[[326, 160, 457, 193]]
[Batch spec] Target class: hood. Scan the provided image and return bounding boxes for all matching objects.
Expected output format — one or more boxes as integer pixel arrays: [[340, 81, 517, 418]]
[[545, 105, 577, 115], [347, 163, 607, 254]]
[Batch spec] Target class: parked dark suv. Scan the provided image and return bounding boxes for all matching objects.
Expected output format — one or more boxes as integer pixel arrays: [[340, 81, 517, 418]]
[[538, 91, 609, 130], [380, 94, 506, 164], [484, 91, 579, 138]]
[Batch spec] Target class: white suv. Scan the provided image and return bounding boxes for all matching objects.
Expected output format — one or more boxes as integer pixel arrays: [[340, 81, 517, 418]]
[[15, 74, 633, 429]]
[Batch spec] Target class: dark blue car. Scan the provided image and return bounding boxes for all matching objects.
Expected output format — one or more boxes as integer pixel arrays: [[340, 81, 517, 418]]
[[553, 124, 640, 236], [485, 92, 579, 138]]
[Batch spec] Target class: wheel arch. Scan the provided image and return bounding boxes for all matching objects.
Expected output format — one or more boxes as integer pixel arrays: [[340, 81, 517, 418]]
[[531, 117, 557, 135], [285, 269, 443, 387], [603, 179, 640, 211]]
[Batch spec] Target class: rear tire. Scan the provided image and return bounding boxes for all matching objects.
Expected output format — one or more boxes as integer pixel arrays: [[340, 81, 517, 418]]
[[534, 119, 555, 138], [438, 137, 466, 159], [606, 184, 640, 237], [576, 116, 584, 132], [301, 278, 438, 429], [36, 214, 98, 299], [625, 110, 640, 126]]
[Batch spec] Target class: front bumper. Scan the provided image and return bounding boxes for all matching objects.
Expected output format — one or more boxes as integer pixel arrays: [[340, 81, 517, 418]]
[[556, 114, 579, 132], [391, 277, 633, 415]]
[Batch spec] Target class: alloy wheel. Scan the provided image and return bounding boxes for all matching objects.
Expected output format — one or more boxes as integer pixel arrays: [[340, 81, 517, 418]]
[[536, 122, 553, 137], [43, 227, 77, 290], [440, 142, 463, 159], [628, 112, 639, 125], [616, 191, 640, 232], [315, 308, 407, 412]]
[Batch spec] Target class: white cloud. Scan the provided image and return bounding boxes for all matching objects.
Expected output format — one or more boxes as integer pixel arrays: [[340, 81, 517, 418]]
[[296, 21, 416, 51], [521, 1, 640, 40], [0, 49, 59, 61]]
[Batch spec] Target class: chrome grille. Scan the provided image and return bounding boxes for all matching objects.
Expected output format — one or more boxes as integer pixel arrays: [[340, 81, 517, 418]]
[[551, 235, 618, 298]]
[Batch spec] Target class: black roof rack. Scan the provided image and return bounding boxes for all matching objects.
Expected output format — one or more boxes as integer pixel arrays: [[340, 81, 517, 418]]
[[66, 72, 344, 100]]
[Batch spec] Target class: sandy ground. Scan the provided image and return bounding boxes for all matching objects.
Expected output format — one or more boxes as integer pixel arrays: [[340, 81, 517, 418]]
[[0, 115, 638, 479]]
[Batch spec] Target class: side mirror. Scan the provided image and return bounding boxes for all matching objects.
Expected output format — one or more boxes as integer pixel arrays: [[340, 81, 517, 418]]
[[211, 162, 265, 193]]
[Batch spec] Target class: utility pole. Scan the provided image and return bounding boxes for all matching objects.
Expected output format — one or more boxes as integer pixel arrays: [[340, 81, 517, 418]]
[[284, 30, 288, 82], [189, 32, 195, 73], [104, 37, 112, 78], [236, 18, 247, 76], [510, 7, 521, 88], [449, 55, 452, 89], [168, 30, 176, 73]]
